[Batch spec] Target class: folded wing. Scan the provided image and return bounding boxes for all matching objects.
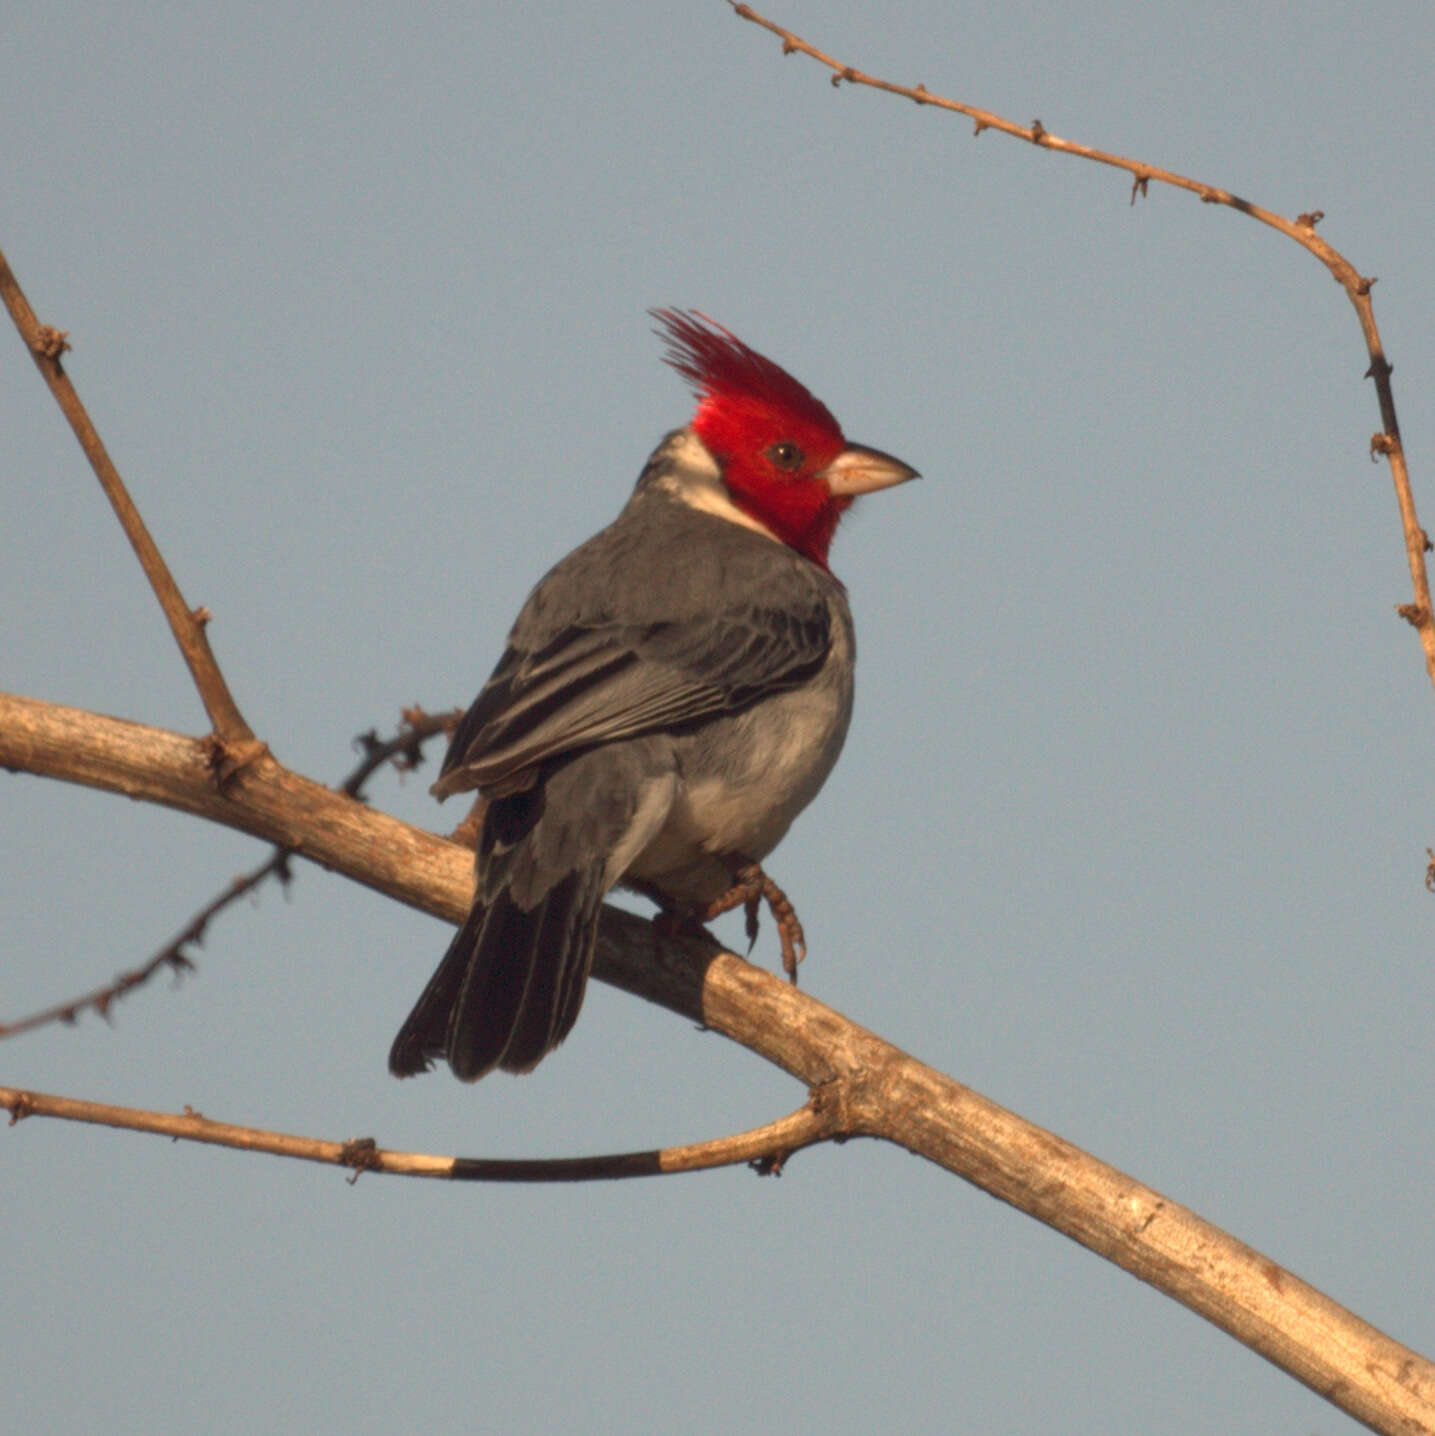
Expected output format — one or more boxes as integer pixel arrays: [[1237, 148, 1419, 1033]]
[[434, 594, 832, 799]]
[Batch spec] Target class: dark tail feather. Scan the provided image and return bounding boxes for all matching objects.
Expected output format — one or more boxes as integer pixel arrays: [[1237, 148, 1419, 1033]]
[[486, 871, 595, 1073], [388, 904, 486, 1078], [389, 868, 605, 1083], [447, 868, 603, 1079]]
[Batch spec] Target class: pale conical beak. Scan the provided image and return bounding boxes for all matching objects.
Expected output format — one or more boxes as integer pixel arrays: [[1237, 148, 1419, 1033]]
[[820, 443, 921, 497]]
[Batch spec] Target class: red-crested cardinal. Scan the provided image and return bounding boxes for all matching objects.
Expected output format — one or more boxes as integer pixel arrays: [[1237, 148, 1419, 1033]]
[[390, 310, 917, 1081]]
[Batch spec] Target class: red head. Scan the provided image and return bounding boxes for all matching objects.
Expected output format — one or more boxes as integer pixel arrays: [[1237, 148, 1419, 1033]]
[[652, 308, 916, 569]]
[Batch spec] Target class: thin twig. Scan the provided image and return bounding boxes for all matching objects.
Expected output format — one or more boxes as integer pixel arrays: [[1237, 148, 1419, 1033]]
[[0, 1084, 837, 1182], [0, 245, 261, 755], [727, 2, 1434, 692], [341, 705, 463, 798], [0, 872, 249, 1041]]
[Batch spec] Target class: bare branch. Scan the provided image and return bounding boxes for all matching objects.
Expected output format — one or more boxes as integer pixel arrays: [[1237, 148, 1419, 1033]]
[[727, 2, 1434, 696], [0, 1084, 836, 1182], [0, 690, 471, 920], [0, 707, 464, 1040], [0, 245, 259, 750], [0, 853, 298, 1041], [3, 688, 1433, 1433]]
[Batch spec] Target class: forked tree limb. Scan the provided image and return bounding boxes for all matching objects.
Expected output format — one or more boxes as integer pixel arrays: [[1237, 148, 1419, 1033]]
[[0, 706, 464, 1040], [2, 688, 1432, 1435]]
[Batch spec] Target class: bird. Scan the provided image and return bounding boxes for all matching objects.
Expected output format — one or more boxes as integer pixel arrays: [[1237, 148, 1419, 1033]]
[[389, 309, 917, 1081]]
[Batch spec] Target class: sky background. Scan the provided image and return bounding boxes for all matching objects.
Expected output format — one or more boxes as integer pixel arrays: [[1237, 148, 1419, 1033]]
[[4, 3, 1433, 1432]]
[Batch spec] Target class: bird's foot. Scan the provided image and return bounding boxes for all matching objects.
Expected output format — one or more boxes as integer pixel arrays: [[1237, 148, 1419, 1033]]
[[702, 860, 806, 985]]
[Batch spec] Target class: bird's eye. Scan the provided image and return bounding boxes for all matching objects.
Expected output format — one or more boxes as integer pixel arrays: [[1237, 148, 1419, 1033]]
[[767, 441, 804, 472]]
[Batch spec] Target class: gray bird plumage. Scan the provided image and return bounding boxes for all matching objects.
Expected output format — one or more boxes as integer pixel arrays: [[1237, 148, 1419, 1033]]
[[389, 430, 857, 1081], [390, 308, 917, 1084]]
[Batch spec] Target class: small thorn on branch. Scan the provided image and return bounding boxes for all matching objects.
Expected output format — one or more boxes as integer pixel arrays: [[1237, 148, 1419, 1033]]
[[191, 605, 212, 627], [1356, 275, 1377, 296], [1029, 119, 1047, 144], [1295, 209, 1325, 229], [1370, 432, 1396, 460], [913, 83, 928, 105], [973, 118, 988, 137], [165, 951, 197, 981], [1395, 602, 1428, 628], [1425, 850, 1435, 894], [1130, 173, 1150, 205], [33, 325, 71, 360]]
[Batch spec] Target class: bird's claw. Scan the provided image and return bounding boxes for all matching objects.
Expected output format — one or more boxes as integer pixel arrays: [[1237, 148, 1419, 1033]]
[[702, 860, 807, 985], [743, 892, 761, 952]]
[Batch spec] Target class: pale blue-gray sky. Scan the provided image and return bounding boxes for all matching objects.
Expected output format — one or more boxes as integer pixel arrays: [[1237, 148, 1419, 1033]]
[[5, 4, 1433, 1432]]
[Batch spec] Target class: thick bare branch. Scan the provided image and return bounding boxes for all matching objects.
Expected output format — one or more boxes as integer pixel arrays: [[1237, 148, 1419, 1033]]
[[3, 687, 1432, 1434], [0, 690, 468, 920], [0, 706, 465, 1039]]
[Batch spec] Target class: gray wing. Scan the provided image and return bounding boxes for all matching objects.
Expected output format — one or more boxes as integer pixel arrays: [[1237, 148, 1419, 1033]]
[[433, 493, 837, 798], [434, 598, 832, 798]]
